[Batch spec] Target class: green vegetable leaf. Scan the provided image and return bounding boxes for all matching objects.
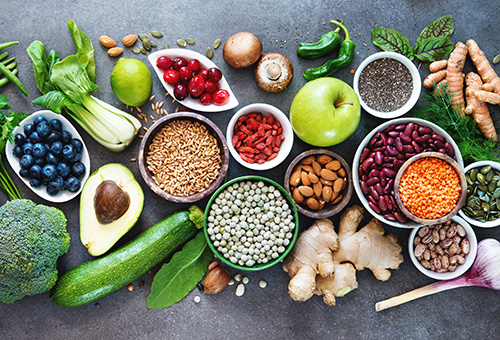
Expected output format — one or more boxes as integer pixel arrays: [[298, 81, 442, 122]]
[[0, 94, 10, 110], [32, 91, 71, 114], [416, 15, 454, 43], [27, 41, 60, 94], [67, 21, 95, 82], [414, 37, 454, 63], [0, 96, 26, 153], [147, 232, 213, 309], [372, 27, 414, 60]]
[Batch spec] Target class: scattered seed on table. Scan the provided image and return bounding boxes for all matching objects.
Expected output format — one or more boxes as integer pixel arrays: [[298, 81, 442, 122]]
[[194, 296, 201, 303], [176, 39, 187, 47], [130, 158, 137, 162], [185, 38, 195, 45], [213, 38, 221, 49], [127, 284, 134, 291], [235, 283, 245, 296], [228, 279, 235, 286], [259, 280, 267, 288], [150, 95, 155, 102], [242, 277, 250, 284], [206, 47, 214, 59], [137, 107, 142, 113], [234, 273, 242, 282]]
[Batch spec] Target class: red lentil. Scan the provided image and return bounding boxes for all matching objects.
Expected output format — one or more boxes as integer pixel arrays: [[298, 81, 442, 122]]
[[399, 157, 460, 219]]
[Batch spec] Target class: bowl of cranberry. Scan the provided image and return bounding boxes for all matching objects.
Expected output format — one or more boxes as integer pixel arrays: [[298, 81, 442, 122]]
[[148, 49, 239, 112]]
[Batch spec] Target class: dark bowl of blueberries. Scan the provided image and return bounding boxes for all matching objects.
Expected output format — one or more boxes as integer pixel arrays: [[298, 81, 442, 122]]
[[6, 110, 90, 202]]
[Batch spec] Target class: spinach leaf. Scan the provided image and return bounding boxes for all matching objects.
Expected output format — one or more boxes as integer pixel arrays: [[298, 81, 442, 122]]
[[416, 15, 453, 43], [414, 37, 454, 63], [147, 232, 213, 309], [32, 91, 71, 114], [372, 27, 414, 60], [27, 41, 49, 93], [67, 21, 96, 82]]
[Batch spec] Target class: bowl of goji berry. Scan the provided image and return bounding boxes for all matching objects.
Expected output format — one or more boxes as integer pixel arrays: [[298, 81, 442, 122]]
[[227, 103, 294, 171]]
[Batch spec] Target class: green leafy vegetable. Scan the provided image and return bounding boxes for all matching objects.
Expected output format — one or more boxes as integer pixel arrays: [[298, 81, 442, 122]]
[[67, 20, 95, 82], [413, 85, 500, 164], [371, 27, 414, 60], [147, 232, 213, 309], [414, 37, 454, 63], [26, 41, 60, 94], [416, 15, 454, 43]]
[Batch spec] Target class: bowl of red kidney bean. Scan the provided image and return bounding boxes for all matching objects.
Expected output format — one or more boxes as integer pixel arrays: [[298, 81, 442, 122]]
[[352, 118, 464, 228], [226, 103, 294, 171]]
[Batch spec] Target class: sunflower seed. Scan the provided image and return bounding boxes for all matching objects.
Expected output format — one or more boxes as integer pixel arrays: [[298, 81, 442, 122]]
[[131, 46, 141, 54], [139, 34, 150, 42], [151, 30, 163, 38], [176, 39, 187, 47], [206, 47, 214, 59], [213, 39, 221, 49], [163, 44, 170, 49], [143, 40, 152, 51]]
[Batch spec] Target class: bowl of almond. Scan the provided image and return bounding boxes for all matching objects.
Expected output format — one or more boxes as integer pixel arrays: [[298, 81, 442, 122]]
[[284, 149, 353, 218]]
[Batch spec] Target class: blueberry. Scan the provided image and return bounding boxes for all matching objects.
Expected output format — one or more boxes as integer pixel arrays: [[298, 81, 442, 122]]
[[13, 146, 24, 158], [48, 176, 64, 190], [36, 121, 51, 138], [65, 176, 81, 193], [49, 119, 62, 131], [46, 131, 61, 144], [62, 144, 76, 161], [45, 152, 59, 165], [19, 168, 29, 178], [22, 142, 33, 155], [57, 162, 71, 178], [42, 164, 57, 181], [34, 157, 46, 167], [20, 154, 34, 169], [29, 131, 42, 144], [23, 123, 35, 136], [71, 138, 83, 152], [29, 178, 43, 188], [14, 133, 26, 146], [50, 141, 63, 156], [71, 162, 86, 177], [32, 143, 47, 158], [61, 130, 72, 144], [33, 115, 48, 126], [46, 185, 60, 196], [71, 152, 82, 163], [29, 164, 43, 179]]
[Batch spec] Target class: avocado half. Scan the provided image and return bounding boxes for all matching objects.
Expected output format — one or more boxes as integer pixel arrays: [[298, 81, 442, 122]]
[[80, 163, 144, 256]]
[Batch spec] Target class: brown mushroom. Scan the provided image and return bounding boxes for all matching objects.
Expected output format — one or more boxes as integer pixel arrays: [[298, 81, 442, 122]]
[[223, 32, 263, 68], [254, 52, 293, 93]]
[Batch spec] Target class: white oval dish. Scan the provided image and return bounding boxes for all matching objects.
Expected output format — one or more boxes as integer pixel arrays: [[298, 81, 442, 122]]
[[5, 110, 90, 203], [353, 51, 421, 119], [148, 49, 239, 112], [226, 103, 294, 171]]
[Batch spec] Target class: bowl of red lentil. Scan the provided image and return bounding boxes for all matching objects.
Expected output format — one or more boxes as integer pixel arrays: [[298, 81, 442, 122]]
[[138, 112, 229, 203], [353, 52, 421, 119], [394, 152, 467, 225]]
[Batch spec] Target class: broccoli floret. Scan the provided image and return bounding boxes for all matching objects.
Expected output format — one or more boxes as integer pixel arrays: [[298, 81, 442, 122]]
[[0, 199, 70, 304]]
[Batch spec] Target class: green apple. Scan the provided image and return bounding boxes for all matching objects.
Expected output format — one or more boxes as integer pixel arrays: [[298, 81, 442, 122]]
[[290, 77, 360, 147]]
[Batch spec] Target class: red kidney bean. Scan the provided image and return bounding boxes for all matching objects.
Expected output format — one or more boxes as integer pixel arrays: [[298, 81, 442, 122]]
[[394, 124, 406, 131], [400, 132, 412, 143], [362, 157, 374, 171], [394, 211, 407, 223], [368, 194, 378, 205], [378, 198, 388, 212], [415, 134, 431, 144], [382, 167, 396, 177], [380, 133, 387, 145], [384, 213, 396, 221], [366, 177, 379, 186], [386, 145, 398, 156], [369, 185, 380, 199], [418, 126, 433, 134], [384, 124, 395, 133], [384, 179, 394, 193], [375, 151, 383, 164], [397, 153, 405, 160], [432, 133, 446, 142], [433, 140, 444, 149], [373, 140, 383, 148], [438, 148, 446, 154], [395, 137, 403, 152], [402, 145, 413, 152], [388, 130, 400, 137], [404, 122, 415, 136], [385, 195, 392, 210], [387, 136, 394, 145], [390, 195, 398, 210], [361, 174, 367, 181], [375, 183, 384, 196], [358, 166, 364, 176], [411, 141, 421, 153], [411, 130, 419, 140], [394, 159, 404, 169], [369, 169, 380, 177], [369, 201, 382, 214], [360, 180, 369, 195], [405, 152, 416, 158], [360, 147, 370, 162], [444, 142, 454, 156]]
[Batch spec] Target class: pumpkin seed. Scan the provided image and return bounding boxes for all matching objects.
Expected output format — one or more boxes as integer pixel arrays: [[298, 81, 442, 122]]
[[143, 40, 152, 51], [139, 34, 150, 42], [140, 47, 146, 55], [470, 168, 478, 182], [185, 38, 195, 45], [213, 39, 221, 49], [464, 166, 500, 223], [163, 44, 170, 49], [131, 46, 141, 54], [176, 39, 187, 47], [494, 187, 500, 199], [150, 41, 157, 48], [151, 30, 163, 38], [481, 165, 492, 174], [486, 170, 494, 182], [477, 173, 486, 184], [206, 47, 214, 59], [493, 54, 500, 65]]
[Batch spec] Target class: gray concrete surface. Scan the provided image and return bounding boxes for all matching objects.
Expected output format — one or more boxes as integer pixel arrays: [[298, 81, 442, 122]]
[[1, 0, 499, 339]]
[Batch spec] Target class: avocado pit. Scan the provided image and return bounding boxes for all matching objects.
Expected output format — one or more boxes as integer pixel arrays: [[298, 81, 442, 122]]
[[94, 180, 130, 224]]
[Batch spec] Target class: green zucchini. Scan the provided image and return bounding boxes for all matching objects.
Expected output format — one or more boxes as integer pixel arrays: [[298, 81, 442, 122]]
[[50, 205, 204, 307]]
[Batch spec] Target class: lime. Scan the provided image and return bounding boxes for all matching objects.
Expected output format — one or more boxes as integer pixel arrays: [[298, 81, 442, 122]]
[[110, 58, 153, 107]]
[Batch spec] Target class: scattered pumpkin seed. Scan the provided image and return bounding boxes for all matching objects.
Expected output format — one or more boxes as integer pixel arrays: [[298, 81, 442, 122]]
[[464, 165, 500, 222], [143, 40, 152, 51], [176, 39, 187, 47], [150, 41, 157, 48], [139, 34, 150, 42], [140, 47, 146, 55], [151, 30, 163, 38], [206, 47, 214, 59], [185, 38, 195, 45], [131, 46, 141, 54], [213, 38, 221, 49], [493, 54, 500, 65], [163, 44, 170, 49]]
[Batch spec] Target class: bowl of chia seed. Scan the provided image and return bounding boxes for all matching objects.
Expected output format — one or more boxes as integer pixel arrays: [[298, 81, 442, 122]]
[[353, 52, 421, 119]]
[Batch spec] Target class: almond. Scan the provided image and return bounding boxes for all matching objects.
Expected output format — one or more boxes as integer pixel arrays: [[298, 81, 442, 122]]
[[122, 34, 138, 47], [301, 171, 311, 186], [320, 168, 337, 181], [298, 185, 314, 197], [301, 155, 316, 165], [312, 161, 322, 176], [292, 187, 304, 204], [289, 170, 301, 187], [325, 160, 341, 171], [99, 35, 117, 48], [306, 197, 321, 210], [313, 181, 323, 198], [317, 154, 333, 165], [107, 47, 124, 57]]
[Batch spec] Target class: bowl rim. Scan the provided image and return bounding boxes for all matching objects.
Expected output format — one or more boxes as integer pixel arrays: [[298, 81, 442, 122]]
[[408, 215, 477, 280], [458, 160, 500, 228], [226, 103, 294, 171], [394, 152, 467, 225], [137, 112, 229, 203], [353, 51, 422, 119], [352, 117, 464, 229], [283, 148, 353, 218], [203, 175, 299, 271]]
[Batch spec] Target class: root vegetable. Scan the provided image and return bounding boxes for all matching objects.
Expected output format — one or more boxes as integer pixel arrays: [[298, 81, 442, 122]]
[[467, 39, 500, 104], [465, 72, 497, 141], [429, 60, 448, 73], [423, 69, 447, 88]]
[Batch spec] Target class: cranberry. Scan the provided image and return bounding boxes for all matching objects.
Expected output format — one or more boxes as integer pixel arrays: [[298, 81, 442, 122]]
[[188, 75, 206, 97], [204, 80, 218, 94], [213, 89, 230, 105], [172, 57, 187, 71], [174, 83, 188, 100], [156, 56, 172, 70], [197, 68, 208, 81], [179, 66, 193, 83], [163, 69, 179, 85], [207, 67, 222, 83], [188, 59, 201, 73], [199, 93, 212, 105]]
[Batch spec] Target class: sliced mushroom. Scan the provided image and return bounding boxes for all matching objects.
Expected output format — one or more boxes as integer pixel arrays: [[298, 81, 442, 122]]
[[254, 52, 293, 93]]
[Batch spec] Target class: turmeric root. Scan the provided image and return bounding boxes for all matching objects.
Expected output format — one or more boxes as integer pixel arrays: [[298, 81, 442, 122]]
[[423, 69, 447, 88], [465, 72, 497, 141], [467, 39, 500, 104], [429, 59, 448, 73]]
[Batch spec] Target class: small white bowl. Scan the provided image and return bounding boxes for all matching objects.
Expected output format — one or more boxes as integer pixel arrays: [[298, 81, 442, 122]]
[[459, 160, 500, 228], [226, 103, 294, 171], [5, 110, 90, 203], [408, 216, 477, 280], [353, 51, 421, 119], [148, 49, 239, 112]]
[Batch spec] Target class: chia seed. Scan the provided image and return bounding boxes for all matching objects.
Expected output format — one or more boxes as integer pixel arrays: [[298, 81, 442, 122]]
[[358, 58, 413, 112]]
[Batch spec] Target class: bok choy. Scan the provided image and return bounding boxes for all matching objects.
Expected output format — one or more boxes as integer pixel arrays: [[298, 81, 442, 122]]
[[27, 21, 141, 152]]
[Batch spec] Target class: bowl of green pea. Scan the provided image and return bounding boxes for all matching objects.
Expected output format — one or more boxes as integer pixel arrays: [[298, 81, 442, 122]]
[[204, 175, 299, 271]]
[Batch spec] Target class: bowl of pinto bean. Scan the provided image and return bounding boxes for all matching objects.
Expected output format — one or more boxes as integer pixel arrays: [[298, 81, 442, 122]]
[[352, 118, 464, 228]]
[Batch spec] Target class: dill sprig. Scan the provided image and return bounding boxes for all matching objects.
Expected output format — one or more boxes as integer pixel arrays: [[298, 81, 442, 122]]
[[413, 86, 499, 165]]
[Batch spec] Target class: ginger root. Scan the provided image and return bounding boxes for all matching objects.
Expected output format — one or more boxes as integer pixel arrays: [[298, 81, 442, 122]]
[[282, 205, 403, 306]]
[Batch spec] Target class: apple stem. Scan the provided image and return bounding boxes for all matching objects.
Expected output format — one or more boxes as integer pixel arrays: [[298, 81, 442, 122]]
[[334, 102, 353, 108]]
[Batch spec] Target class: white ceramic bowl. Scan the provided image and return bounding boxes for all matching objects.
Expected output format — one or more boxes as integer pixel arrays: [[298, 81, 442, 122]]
[[226, 103, 294, 171], [459, 160, 500, 228], [148, 49, 238, 112], [353, 51, 421, 119], [5, 110, 90, 203], [352, 117, 463, 228], [408, 216, 477, 280]]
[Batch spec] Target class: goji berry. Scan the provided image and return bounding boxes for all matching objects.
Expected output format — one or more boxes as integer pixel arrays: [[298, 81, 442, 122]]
[[267, 114, 275, 124], [263, 147, 272, 156], [256, 143, 266, 150], [240, 154, 254, 163], [232, 135, 239, 147], [266, 136, 274, 146], [268, 152, 278, 161]]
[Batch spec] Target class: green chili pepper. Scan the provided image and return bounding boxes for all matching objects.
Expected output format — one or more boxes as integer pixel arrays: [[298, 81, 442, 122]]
[[303, 20, 356, 81], [0, 62, 29, 97], [297, 26, 341, 59]]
